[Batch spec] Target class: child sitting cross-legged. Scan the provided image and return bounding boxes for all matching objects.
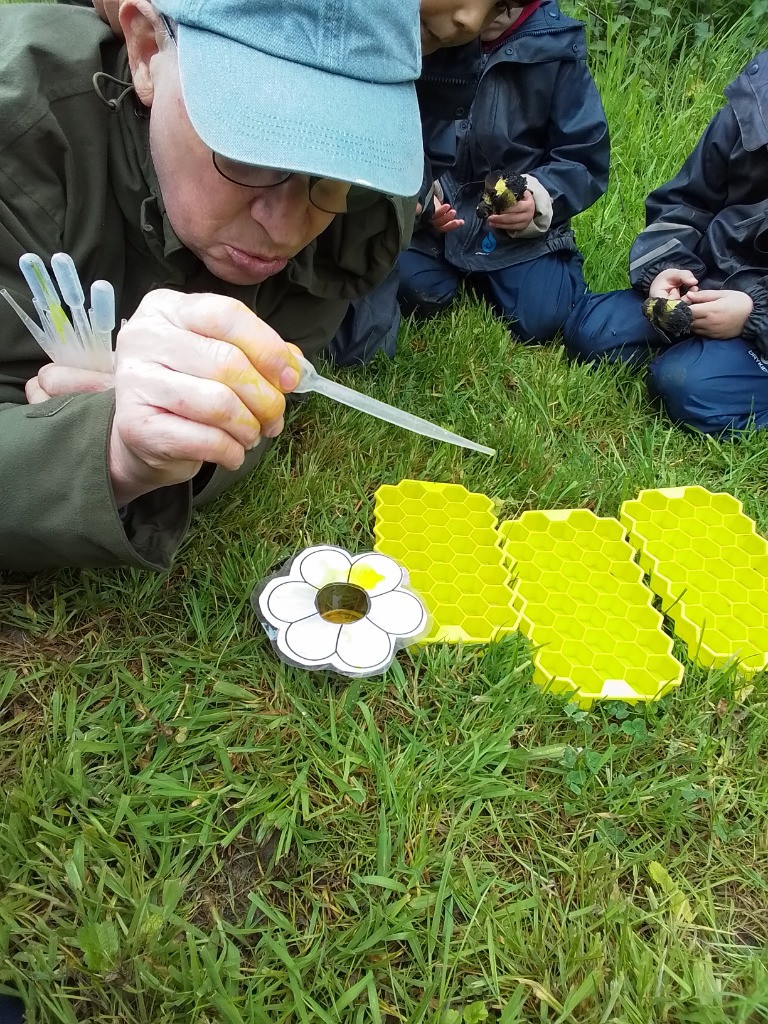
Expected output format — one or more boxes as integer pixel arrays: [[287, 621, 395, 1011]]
[[398, 0, 610, 345], [564, 52, 768, 436]]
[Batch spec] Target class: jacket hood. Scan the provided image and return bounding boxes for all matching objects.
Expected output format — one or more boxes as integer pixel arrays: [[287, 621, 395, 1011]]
[[724, 50, 768, 153]]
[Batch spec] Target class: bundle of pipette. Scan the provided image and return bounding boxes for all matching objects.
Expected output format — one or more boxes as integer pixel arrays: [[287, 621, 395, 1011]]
[[1, 253, 495, 456], [1, 253, 114, 373]]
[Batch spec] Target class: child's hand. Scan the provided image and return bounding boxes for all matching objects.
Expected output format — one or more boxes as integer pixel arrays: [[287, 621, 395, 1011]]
[[686, 290, 754, 339], [487, 191, 536, 233], [649, 268, 699, 300], [432, 197, 464, 234]]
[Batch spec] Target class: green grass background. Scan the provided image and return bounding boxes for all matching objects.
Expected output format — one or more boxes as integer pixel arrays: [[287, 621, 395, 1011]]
[[1, 3, 768, 1022]]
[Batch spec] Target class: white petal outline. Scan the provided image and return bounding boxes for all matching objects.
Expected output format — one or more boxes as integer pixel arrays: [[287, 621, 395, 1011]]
[[263, 580, 319, 626], [348, 552, 404, 596], [368, 589, 428, 639], [255, 546, 428, 678], [335, 617, 395, 673], [282, 614, 342, 665], [294, 546, 352, 589]]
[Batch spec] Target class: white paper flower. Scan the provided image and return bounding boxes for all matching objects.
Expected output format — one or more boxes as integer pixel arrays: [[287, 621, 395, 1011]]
[[254, 545, 429, 677]]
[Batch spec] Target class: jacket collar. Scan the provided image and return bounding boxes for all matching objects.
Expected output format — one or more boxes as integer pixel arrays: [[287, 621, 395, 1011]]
[[482, 0, 585, 64]]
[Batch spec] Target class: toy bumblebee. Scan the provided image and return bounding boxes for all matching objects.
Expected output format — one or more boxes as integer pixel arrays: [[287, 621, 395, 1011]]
[[476, 170, 528, 220], [641, 297, 693, 339]]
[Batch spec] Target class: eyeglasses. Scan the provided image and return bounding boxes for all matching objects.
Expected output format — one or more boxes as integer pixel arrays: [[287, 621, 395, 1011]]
[[160, 15, 377, 216], [211, 153, 376, 215]]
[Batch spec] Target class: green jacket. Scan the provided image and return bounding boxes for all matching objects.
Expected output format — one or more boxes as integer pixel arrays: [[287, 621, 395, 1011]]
[[0, 4, 415, 572]]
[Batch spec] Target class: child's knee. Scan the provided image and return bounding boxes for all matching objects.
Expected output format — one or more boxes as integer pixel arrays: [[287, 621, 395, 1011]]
[[509, 305, 570, 345], [398, 274, 458, 316], [563, 293, 657, 367], [562, 301, 616, 362], [648, 343, 724, 433]]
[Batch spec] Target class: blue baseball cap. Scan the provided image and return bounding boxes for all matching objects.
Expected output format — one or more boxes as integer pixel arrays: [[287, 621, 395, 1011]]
[[153, 0, 424, 198]]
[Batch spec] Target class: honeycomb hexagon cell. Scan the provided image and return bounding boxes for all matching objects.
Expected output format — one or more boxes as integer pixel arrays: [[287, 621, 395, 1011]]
[[620, 486, 768, 677], [374, 480, 517, 644], [499, 507, 682, 705]]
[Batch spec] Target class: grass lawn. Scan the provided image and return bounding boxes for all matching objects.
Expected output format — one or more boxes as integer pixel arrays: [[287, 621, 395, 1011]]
[[1, 5, 768, 1023]]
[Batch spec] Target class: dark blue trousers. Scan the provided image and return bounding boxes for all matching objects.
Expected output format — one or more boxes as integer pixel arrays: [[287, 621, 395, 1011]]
[[0, 996, 24, 1024], [563, 289, 768, 435], [325, 267, 400, 366], [398, 248, 587, 344]]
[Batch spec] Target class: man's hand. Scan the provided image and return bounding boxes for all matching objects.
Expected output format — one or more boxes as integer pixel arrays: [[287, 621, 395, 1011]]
[[25, 365, 114, 404], [432, 196, 464, 234], [487, 190, 536, 233], [686, 289, 754, 339], [109, 290, 301, 507], [92, 0, 123, 34], [649, 268, 699, 301]]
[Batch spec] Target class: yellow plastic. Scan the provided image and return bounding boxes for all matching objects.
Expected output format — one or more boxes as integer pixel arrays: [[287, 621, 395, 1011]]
[[373, 480, 518, 643], [620, 486, 768, 677], [499, 509, 683, 705]]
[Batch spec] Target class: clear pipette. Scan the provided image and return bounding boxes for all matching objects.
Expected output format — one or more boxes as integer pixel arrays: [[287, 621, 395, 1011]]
[[88, 280, 116, 371], [18, 253, 81, 360], [51, 253, 96, 355], [293, 355, 495, 456], [0, 288, 56, 360]]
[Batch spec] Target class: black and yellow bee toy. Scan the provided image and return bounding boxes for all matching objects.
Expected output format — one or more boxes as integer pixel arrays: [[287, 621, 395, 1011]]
[[476, 170, 528, 220], [641, 297, 694, 338]]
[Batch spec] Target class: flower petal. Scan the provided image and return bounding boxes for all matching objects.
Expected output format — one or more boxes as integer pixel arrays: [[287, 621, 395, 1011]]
[[295, 546, 352, 589], [368, 590, 428, 639], [263, 581, 318, 625], [348, 553, 403, 596], [336, 618, 395, 673], [283, 614, 341, 665]]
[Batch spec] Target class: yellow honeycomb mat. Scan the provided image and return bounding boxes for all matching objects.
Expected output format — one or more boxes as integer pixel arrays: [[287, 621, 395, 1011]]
[[621, 486, 768, 677], [373, 480, 518, 643], [499, 509, 683, 704]]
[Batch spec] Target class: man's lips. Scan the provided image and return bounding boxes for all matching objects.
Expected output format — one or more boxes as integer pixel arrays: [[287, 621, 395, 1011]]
[[223, 244, 289, 277]]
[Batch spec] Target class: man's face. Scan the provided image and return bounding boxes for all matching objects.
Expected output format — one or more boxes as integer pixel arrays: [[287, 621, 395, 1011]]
[[419, 1, 513, 53], [128, 18, 337, 287]]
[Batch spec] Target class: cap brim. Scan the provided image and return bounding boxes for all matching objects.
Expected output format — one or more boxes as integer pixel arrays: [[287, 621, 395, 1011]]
[[175, 25, 424, 198]]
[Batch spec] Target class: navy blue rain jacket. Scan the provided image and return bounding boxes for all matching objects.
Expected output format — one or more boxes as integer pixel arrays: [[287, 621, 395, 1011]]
[[410, 0, 609, 272], [416, 41, 480, 224], [629, 51, 768, 355]]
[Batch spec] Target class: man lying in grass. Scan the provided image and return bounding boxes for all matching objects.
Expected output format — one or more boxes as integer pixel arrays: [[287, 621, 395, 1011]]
[[564, 52, 768, 435], [0, 0, 422, 572]]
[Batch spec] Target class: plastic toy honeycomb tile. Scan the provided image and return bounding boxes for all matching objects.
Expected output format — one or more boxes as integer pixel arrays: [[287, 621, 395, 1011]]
[[620, 486, 768, 677], [373, 480, 519, 643], [499, 509, 683, 704]]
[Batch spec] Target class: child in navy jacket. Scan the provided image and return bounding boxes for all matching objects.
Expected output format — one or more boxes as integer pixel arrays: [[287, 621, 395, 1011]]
[[564, 52, 768, 435], [398, 0, 609, 344]]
